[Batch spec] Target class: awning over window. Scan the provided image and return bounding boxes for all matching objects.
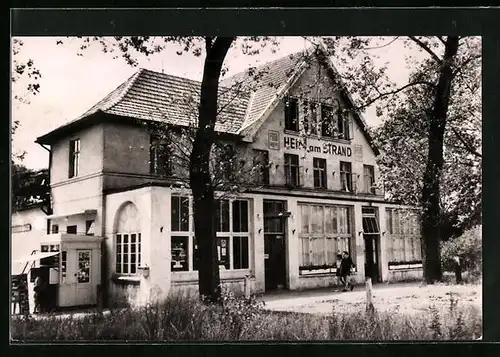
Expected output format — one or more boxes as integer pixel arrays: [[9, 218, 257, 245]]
[[362, 216, 380, 234], [13, 251, 59, 263]]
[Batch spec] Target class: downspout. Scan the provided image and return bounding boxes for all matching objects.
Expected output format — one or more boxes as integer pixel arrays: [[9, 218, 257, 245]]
[[37, 143, 53, 216]]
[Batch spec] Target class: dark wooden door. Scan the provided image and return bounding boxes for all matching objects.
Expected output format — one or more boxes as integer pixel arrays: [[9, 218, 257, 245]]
[[264, 233, 286, 290], [364, 234, 381, 283]]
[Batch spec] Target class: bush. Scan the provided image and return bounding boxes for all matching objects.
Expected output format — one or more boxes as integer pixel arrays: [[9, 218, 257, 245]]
[[10, 291, 482, 341], [440, 226, 482, 278]]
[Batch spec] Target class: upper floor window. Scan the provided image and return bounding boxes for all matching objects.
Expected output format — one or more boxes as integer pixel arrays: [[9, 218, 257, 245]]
[[313, 158, 327, 189], [363, 165, 375, 194], [252, 149, 270, 185], [284, 153, 300, 187], [66, 225, 77, 234], [284, 97, 299, 132], [340, 161, 354, 192], [303, 101, 318, 136], [321, 104, 335, 138], [150, 134, 172, 176], [68, 139, 80, 178], [337, 112, 351, 140]]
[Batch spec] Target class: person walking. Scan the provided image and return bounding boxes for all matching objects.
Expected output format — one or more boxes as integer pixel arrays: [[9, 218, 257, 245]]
[[335, 253, 343, 290], [33, 275, 43, 313], [339, 251, 356, 292]]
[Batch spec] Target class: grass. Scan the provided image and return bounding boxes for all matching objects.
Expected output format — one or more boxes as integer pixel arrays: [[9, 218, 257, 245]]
[[11, 289, 482, 341]]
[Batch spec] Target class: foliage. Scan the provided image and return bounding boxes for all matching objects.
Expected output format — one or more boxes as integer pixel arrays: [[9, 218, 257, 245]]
[[11, 39, 42, 162], [11, 164, 50, 212], [440, 226, 482, 276], [11, 291, 482, 341]]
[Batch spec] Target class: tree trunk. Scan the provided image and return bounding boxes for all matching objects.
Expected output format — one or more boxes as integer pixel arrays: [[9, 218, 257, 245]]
[[421, 36, 459, 284], [189, 37, 234, 303]]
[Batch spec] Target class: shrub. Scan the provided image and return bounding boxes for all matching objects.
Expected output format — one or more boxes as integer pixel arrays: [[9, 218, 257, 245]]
[[10, 291, 482, 341], [440, 226, 482, 277]]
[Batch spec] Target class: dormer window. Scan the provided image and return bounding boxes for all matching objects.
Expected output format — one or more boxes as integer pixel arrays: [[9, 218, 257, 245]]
[[321, 104, 335, 138], [284, 96, 299, 132], [68, 138, 80, 178], [338, 111, 351, 140]]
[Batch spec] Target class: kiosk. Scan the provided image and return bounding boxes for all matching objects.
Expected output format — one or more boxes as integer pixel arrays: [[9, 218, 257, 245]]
[[17, 234, 102, 309]]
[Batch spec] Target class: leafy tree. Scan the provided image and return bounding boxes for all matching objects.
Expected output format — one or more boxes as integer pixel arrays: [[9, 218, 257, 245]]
[[63, 36, 283, 302], [12, 164, 50, 212], [11, 38, 42, 163], [321, 36, 481, 283]]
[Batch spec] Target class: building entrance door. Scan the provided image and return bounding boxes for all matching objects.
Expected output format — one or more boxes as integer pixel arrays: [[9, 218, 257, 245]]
[[362, 207, 381, 283], [74, 250, 93, 305], [263, 200, 288, 291], [363, 234, 380, 283]]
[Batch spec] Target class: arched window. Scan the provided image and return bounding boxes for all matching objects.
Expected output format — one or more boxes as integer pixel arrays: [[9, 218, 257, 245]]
[[114, 202, 141, 275]]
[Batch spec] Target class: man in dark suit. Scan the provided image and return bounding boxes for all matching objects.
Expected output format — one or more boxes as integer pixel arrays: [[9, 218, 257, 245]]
[[339, 251, 355, 292]]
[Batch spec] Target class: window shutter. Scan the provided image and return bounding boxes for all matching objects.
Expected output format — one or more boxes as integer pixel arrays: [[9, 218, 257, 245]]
[[348, 115, 354, 140]]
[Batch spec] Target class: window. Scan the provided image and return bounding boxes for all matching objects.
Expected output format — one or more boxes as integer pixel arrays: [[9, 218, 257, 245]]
[[298, 204, 354, 270], [303, 101, 318, 135], [337, 112, 351, 140], [284, 153, 300, 187], [85, 220, 95, 236], [313, 158, 327, 189], [171, 236, 189, 271], [150, 134, 172, 176], [340, 161, 354, 192], [215, 199, 230, 232], [51, 225, 59, 234], [189, 198, 250, 272], [61, 251, 67, 283], [252, 149, 270, 185], [386, 209, 422, 263], [69, 139, 80, 178], [284, 96, 299, 131], [115, 202, 141, 275], [363, 165, 375, 194], [220, 144, 235, 182], [321, 104, 335, 138], [66, 225, 77, 234], [116, 233, 142, 274], [171, 196, 190, 232]]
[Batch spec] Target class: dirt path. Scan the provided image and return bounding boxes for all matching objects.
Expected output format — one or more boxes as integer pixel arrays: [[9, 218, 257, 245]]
[[262, 283, 482, 316]]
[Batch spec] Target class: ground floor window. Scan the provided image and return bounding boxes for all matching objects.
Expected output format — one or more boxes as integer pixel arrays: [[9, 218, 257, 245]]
[[114, 202, 142, 275], [171, 195, 251, 272], [385, 208, 422, 263], [116, 233, 142, 274], [298, 203, 354, 270]]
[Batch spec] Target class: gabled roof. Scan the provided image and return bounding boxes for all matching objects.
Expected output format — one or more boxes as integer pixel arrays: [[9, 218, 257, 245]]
[[37, 69, 251, 144], [219, 46, 379, 154], [220, 52, 306, 133], [37, 47, 379, 156]]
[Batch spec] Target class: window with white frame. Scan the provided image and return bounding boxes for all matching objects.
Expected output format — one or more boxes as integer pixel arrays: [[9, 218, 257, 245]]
[[298, 203, 354, 270], [69, 138, 80, 178], [385, 208, 422, 263], [115, 202, 142, 274], [172, 196, 251, 273]]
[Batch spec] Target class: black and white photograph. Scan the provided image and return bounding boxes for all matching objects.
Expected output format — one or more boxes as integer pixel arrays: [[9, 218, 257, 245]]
[[10, 30, 482, 341]]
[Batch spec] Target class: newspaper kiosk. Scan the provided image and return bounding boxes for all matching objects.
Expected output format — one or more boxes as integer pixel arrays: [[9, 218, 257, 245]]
[[19, 234, 102, 309]]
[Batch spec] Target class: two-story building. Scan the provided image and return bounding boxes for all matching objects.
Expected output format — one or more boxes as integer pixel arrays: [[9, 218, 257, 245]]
[[32, 47, 424, 307]]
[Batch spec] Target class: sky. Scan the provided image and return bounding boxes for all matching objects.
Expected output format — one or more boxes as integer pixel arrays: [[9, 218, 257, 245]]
[[11, 36, 422, 170]]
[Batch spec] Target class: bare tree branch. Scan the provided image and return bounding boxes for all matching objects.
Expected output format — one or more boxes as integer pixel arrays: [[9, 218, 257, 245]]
[[450, 127, 482, 158], [354, 80, 436, 111], [437, 36, 447, 46], [409, 36, 443, 64]]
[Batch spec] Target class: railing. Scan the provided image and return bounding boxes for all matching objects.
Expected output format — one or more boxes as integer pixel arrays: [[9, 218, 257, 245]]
[[21, 249, 38, 275]]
